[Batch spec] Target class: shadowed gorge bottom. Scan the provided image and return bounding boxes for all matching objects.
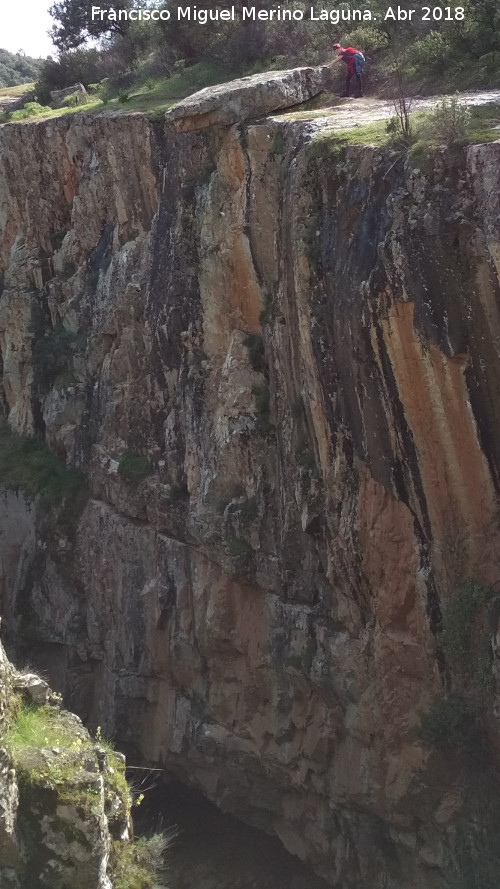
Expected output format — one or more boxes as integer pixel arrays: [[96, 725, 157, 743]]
[[137, 781, 331, 889]]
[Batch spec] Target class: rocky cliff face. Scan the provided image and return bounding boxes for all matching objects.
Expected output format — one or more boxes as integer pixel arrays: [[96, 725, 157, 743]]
[[1, 70, 500, 888]]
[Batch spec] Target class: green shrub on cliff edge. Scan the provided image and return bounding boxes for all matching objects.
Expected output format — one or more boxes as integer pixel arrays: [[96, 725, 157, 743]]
[[0, 423, 86, 503], [5, 701, 88, 752], [11, 102, 50, 120], [6, 698, 166, 884], [419, 97, 472, 146], [8, 718, 134, 819], [60, 91, 90, 108], [111, 834, 170, 889], [5, 698, 107, 812]]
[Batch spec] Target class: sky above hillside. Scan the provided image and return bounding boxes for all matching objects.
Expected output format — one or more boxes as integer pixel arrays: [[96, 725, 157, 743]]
[[3, 2, 54, 58]]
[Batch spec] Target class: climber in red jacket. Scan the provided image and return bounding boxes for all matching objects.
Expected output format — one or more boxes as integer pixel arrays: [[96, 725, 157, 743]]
[[327, 43, 365, 98]]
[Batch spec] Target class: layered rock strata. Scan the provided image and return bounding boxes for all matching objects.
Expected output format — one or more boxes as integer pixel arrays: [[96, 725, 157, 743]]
[[0, 78, 500, 888]]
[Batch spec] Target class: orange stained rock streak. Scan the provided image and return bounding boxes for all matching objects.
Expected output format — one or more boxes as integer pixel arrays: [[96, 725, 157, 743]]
[[378, 300, 497, 577], [199, 128, 263, 357]]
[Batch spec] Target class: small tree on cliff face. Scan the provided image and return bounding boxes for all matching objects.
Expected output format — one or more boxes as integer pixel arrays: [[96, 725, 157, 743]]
[[49, 0, 132, 51], [389, 62, 413, 144]]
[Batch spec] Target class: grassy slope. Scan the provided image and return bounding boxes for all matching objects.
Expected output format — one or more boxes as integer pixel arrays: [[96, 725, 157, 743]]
[[0, 61, 241, 124], [0, 82, 36, 98], [111, 60, 238, 114], [5, 701, 92, 751]]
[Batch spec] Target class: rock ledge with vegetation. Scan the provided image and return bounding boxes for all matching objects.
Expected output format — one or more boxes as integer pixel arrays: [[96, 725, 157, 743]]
[[0, 632, 135, 889], [165, 65, 326, 130]]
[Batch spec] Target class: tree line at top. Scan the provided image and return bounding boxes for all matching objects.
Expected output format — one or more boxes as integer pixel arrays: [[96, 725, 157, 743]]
[[30, 1, 500, 101], [0, 49, 42, 89]]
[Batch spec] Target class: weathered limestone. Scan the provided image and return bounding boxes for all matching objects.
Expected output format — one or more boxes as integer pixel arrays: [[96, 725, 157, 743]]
[[13, 673, 51, 706], [0, 87, 500, 888], [165, 66, 326, 130]]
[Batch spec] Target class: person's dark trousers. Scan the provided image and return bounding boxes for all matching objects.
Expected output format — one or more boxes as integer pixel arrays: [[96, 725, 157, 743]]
[[344, 72, 363, 97]]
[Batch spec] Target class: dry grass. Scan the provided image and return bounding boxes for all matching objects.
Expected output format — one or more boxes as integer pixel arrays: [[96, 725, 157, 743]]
[[0, 82, 35, 98]]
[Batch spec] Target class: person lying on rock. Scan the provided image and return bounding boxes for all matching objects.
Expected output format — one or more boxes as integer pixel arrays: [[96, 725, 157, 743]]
[[326, 43, 365, 98]]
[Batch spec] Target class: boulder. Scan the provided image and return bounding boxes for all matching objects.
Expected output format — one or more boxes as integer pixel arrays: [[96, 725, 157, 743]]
[[13, 673, 50, 706], [50, 83, 89, 109], [165, 66, 326, 131]]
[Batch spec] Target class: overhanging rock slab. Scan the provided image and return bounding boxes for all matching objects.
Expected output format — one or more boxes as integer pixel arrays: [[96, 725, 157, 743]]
[[165, 66, 327, 132]]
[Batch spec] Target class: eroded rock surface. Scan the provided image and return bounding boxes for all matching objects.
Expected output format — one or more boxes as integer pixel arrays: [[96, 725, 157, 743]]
[[0, 87, 500, 889], [165, 66, 326, 130]]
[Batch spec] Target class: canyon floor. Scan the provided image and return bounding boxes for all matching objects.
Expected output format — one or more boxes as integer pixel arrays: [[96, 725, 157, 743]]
[[142, 784, 330, 889]]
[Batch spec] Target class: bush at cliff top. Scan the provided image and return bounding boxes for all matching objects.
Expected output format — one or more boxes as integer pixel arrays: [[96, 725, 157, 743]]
[[404, 30, 454, 75], [418, 98, 472, 146], [11, 102, 50, 120], [5, 700, 91, 752], [0, 423, 86, 502], [5, 698, 132, 812], [60, 91, 90, 108]]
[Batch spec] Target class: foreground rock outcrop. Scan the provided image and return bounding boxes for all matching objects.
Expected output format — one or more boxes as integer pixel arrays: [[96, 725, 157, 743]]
[[1, 73, 500, 888], [165, 66, 326, 130], [0, 634, 131, 888]]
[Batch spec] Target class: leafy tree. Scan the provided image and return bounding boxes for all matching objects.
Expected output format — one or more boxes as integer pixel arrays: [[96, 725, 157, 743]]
[[0, 49, 42, 87], [35, 49, 105, 102], [460, 0, 500, 55], [49, 0, 133, 51]]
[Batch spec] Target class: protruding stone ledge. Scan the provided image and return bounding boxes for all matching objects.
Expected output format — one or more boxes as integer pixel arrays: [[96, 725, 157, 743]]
[[165, 66, 327, 132]]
